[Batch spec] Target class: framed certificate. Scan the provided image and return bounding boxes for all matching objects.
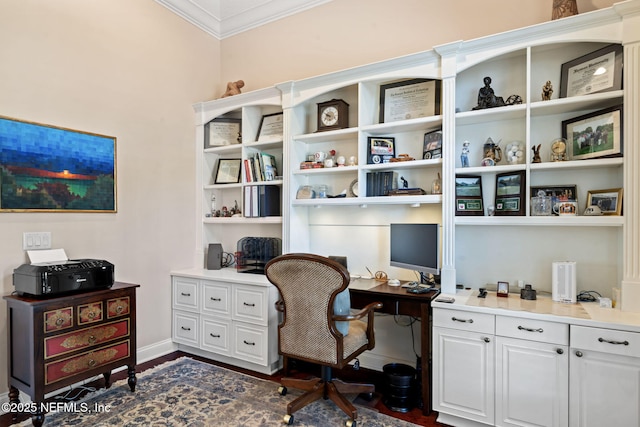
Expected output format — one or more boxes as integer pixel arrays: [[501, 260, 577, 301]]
[[256, 112, 283, 142], [455, 175, 484, 216], [560, 44, 623, 98], [495, 171, 525, 216], [379, 78, 441, 123], [205, 118, 241, 148], [214, 158, 242, 184]]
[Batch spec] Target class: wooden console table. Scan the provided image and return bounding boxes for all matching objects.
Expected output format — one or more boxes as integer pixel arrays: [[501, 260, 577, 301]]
[[4, 282, 139, 426], [349, 280, 439, 415]]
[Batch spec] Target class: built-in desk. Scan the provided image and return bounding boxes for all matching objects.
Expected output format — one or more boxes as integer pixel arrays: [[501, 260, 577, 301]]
[[349, 279, 439, 415]]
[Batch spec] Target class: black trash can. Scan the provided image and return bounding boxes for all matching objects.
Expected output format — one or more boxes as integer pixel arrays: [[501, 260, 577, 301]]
[[382, 363, 416, 412]]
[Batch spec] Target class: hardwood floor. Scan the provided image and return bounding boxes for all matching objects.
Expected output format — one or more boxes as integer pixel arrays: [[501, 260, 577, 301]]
[[1, 351, 447, 426]]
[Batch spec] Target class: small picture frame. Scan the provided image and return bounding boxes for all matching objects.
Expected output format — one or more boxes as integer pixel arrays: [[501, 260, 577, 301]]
[[205, 118, 241, 148], [367, 137, 396, 164], [560, 44, 623, 98], [455, 175, 484, 216], [379, 78, 441, 123], [587, 188, 623, 216], [423, 130, 443, 159], [495, 171, 525, 216], [256, 112, 283, 143], [497, 281, 509, 298], [562, 105, 623, 161], [214, 158, 242, 184]]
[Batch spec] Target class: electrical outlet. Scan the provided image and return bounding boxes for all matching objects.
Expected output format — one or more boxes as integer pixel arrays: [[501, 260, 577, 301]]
[[23, 232, 52, 250]]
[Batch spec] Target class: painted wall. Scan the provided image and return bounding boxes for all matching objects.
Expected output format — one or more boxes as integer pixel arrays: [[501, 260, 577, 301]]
[[0, 0, 219, 396]]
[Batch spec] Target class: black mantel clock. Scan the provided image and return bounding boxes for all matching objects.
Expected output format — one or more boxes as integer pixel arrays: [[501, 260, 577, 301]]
[[317, 99, 349, 132]]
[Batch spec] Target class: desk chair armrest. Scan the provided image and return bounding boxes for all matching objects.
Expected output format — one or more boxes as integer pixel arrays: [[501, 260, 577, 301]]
[[332, 302, 382, 322]]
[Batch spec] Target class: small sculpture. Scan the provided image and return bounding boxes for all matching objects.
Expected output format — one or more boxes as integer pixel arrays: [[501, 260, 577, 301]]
[[542, 81, 553, 101], [473, 77, 505, 110], [221, 80, 245, 98], [400, 176, 408, 189], [552, 0, 578, 20], [532, 144, 542, 163], [482, 137, 502, 165], [460, 141, 470, 167]]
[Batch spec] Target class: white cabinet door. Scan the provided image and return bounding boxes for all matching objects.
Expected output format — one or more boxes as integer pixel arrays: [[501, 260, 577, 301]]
[[496, 336, 568, 427], [433, 326, 495, 425]]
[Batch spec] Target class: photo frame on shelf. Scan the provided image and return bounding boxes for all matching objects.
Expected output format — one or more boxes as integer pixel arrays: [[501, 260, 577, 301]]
[[530, 185, 577, 213], [256, 112, 283, 143], [587, 188, 623, 216], [495, 170, 525, 216], [205, 118, 241, 148], [423, 129, 443, 159], [455, 175, 484, 216], [379, 78, 441, 123], [497, 281, 509, 298], [562, 105, 622, 161], [214, 158, 242, 184], [367, 136, 396, 164], [559, 44, 623, 98]]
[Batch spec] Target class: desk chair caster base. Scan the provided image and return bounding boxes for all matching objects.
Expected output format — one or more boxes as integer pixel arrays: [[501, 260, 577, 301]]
[[278, 385, 287, 396], [345, 419, 356, 427], [283, 414, 294, 425]]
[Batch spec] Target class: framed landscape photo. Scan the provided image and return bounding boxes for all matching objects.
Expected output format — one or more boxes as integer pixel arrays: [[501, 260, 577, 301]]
[[205, 118, 241, 148], [455, 175, 484, 216], [214, 158, 242, 184], [379, 78, 441, 123], [256, 112, 283, 143], [495, 171, 525, 216], [0, 115, 116, 213], [562, 105, 622, 160], [367, 136, 396, 164], [587, 188, 622, 215], [560, 44, 623, 98]]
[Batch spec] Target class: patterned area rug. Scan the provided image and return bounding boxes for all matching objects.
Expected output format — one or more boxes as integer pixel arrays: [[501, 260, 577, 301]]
[[20, 357, 420, 426]]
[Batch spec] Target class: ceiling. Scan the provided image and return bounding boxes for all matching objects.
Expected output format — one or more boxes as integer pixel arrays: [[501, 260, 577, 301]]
[[155, 0, 332, 39]]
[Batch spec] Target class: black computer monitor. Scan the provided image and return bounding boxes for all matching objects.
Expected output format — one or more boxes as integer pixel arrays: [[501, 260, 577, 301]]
[[390, 223, 440, 283]]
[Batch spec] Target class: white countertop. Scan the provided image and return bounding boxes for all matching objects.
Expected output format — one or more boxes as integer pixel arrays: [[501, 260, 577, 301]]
[[434, 289, 640, 333], [171, 267, 273, 287]]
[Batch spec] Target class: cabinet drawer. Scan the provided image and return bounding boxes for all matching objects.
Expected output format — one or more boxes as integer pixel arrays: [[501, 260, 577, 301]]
[[173, 277, 198, 311], [107, 297, 130, 318], [433, 308, 494, 334], [77, 302, 103, 325], [201, 316, 231, 356], [496, 316, 568, 345], [45, 319, 130, 359], [173, 311, 199, 346], [571, 325, 640, 358], [44, 307, 74, 333], [233, 285, 268, 325], [45, 340, 131, 385], [234, 323, 268, 365], [202, 281, 231, 317]]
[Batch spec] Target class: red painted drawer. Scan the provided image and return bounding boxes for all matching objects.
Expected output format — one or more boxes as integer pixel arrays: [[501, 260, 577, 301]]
[[44, 307, 73, 333], [77, 302, 103, 325], [44, 319, 130, 359], [107, 297, 130, 318]]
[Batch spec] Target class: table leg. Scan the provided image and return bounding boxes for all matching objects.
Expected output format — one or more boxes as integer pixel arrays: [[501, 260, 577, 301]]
[[103, 371, 112, 388], [127, 365, 137, 392], [420, 303, 431, 415]]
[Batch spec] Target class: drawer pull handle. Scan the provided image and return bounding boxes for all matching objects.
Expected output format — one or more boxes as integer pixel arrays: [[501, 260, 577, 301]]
[[518, 326, 544, 333], [483, 337, 490, 343], [88, 359, 96, 368], [575, 351, 583, 357], [243, 302, 256, 307], [88, 311, 96, 319], [210, 333, 220, 338], [115, 305, 124, 314], [243, 340, 256, 346], [556, 348, 564, 355], [55, 318, 64, 326], [88, 335, 97, 344], [211, 297, 221, 301], [181, 326, 191, 331], [598, 337, 629, 346], [452, 317, 473, 323], [181, 292, 191, 297]]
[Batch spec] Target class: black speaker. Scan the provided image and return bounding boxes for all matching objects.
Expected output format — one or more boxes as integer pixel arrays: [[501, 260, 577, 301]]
[[207, 244, 223, 270]]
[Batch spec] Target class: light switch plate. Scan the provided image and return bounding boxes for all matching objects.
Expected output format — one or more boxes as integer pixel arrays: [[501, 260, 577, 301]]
[[23, 232, 52, 250]]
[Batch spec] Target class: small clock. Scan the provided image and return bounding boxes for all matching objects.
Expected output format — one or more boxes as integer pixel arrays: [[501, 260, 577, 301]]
[[317, 99, 349, 132], [550, 138, 568, 162]]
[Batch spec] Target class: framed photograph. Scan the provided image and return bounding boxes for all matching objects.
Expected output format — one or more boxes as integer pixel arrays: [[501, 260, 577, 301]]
[[562, 105, 622, 160], [423, 130, 443, 159], [379, 78, 441, 123], [256, 112, 283, 143], [560, 44, 623, 98], [497, 281, 509, 298], [530, 185, 577, 214], [587, 188, 622, 216], [455, 175, 484, 216], [205, 118, 241, 148], [495, 171, 525, 216], [0, 115, 116, 212], [367, 137, 396, 164], [214, 158, 242, 184]]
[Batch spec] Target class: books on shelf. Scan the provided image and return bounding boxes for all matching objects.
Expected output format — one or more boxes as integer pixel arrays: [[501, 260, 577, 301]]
[[244, 152, 279, 182], [243, 185, 281, 217], [366, 171, 398, 197]]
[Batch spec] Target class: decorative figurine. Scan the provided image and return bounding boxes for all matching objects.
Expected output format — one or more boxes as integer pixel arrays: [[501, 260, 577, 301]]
[[461, 141, 470, 167], [482, 137, 502, 165], [221, 80, 245, 98], [348, 156, 357, 166], [473, 77, 505, 110], [542, 81, 553, 101], [552, 0, 578, 20], [431, 173, 442, 195], [400, 176, 408, 189], [532, 144, 542, 163], [506, 141, 525, 164]]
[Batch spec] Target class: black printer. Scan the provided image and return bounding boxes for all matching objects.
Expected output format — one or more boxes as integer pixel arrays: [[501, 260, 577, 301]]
[[13, 259, 114, 297]]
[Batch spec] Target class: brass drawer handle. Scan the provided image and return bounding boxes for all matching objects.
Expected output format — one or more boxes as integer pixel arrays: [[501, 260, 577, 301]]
[[55, 318, 64, 326], [518, 326, 544, 333], [115, 305, 124, 314], [452, 317, 473, 323], [598, 337, 629, 346], [88, 359, 96, 368], [88, 335, 97, 344], [88, 311, 96, 319]]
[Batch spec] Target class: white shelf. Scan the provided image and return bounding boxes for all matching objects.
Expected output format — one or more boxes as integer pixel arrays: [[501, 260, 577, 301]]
[[455, 164, 526, 175], [455, 104, 526, 126], [292, 166, 357, 176], [293, 127, 358, 143], [363, 158, 442, 171], [360, 115, 443, 135], [454, 215, 624, 227], [203, 216, 282, 224], [529, 158, 623, 171], [530, 91, 624, 117], [292, 194, 441, 207]]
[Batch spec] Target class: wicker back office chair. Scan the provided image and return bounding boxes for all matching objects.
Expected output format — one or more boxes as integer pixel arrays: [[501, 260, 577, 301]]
[[265, 253, 382, 427]]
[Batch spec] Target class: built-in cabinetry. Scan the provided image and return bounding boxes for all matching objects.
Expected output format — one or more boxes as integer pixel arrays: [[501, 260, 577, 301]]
[[433, 295, 640, 427], [171, 269, 281, 375]]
